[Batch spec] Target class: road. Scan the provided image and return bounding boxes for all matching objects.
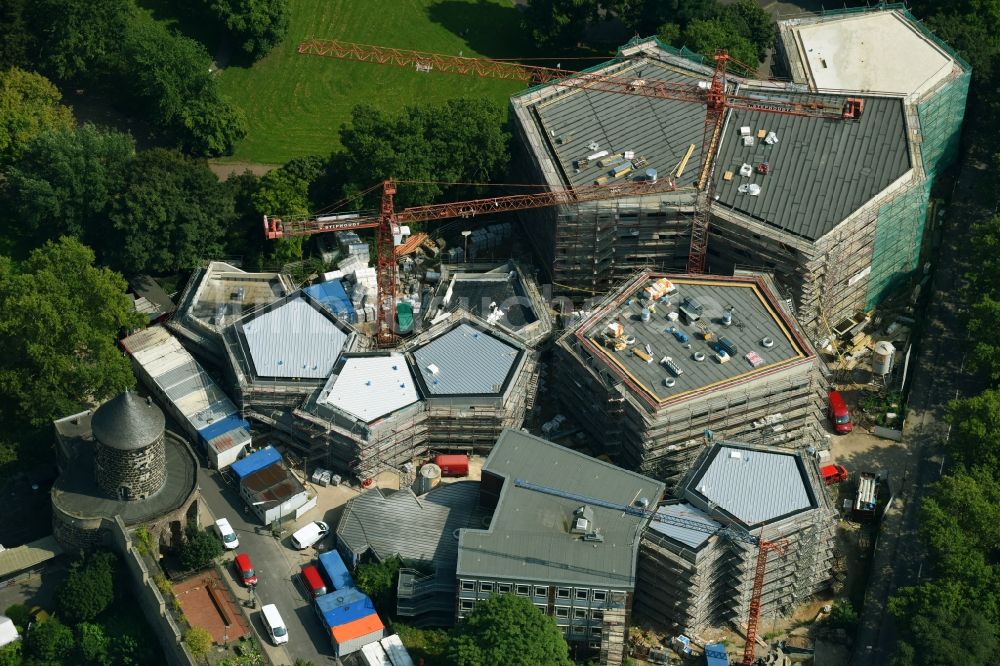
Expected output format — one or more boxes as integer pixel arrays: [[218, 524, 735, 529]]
[[198, 467, 340, 665], [851, 151, 990, 664]]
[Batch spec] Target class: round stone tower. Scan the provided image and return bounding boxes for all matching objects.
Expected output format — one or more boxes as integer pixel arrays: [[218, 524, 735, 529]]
[[92, 391, 167, 501]]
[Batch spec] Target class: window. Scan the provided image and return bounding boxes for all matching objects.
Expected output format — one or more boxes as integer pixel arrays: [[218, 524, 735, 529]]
[[592, 610, 604, 621], [460, 600, 474, 610], [557, 588, 571, 599], [574, 609, 587, 619], [535, 604, 548, 614], [461, 580, 475, 592], [576, 589, 589, 601], [591, 627, 602, 636], [516, 585, 530, 596], [498, 583, 511, 594], [479, 582, 494, 593], [590, 640, 603, 649], [572, 626, 586, 635], [534, 586, 548, 597], [592, 591, 606, 602], [555, 607, 570, 619]]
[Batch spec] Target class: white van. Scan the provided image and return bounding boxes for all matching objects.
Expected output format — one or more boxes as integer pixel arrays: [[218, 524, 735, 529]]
[[260, 604, 288, 645], [289, 520, 329, 549], [215, 518, 239, 550]]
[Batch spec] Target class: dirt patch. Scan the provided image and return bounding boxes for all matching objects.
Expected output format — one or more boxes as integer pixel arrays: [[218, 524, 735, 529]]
[[173, 569, 250, 645], [208, 161, 280, 180]]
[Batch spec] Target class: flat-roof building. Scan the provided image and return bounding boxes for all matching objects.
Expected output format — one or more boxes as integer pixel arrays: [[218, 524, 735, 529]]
[[635, 441, 835, 635], [511, 6, 969, 332], [456, 429, 665, 663], [556, 272, 824, 484]]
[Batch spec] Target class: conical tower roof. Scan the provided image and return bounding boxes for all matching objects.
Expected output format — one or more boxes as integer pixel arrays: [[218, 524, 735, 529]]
[[91, 391, 165, 451]]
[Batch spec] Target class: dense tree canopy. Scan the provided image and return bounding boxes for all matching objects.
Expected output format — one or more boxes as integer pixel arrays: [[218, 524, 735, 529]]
[[209, 0, 290, 61], [908, 0, 1000, 84], [25, 0, 132, 81], [521, 0, 603, 50], [0, 237, 142, 427], [946, 390, 1000, 469], [105, 148, 233, 274], [180, 524, 224, 571], [55, 551, 117, 625], [0, 68, 74, 162], [76, 622, 111, 665], [0, 0, 29, 70], [448, 595, 572, 666], [23, 618, 75, 664], [3, 125, 134, 244]]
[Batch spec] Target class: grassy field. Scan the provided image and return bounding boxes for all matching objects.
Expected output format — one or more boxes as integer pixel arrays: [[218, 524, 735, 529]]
[[215, 0, 540, 164]]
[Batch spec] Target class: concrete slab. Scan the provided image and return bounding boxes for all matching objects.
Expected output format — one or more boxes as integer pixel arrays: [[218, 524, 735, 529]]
[[791, 12, 955, 96]]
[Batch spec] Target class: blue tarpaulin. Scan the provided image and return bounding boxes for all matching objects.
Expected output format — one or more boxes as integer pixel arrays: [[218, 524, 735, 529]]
[[305, 281, 356, 323], [197, 414, 250, 445], [314, 587, 376, 628], [230, 446, 281, 479], [318, 550, 355, 591], [705, 643, 729, 666]]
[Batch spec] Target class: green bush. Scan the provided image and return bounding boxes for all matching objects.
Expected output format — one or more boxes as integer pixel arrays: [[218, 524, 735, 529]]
[[179, 524, 224, 571]]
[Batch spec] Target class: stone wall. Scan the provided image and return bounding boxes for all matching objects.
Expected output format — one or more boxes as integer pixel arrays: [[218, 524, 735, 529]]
[[96, 436, 167, 501], [51, 506, 106, 551]]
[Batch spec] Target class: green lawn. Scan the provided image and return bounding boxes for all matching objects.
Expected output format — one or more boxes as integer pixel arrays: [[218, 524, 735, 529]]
[[216, 0, 538, 164]]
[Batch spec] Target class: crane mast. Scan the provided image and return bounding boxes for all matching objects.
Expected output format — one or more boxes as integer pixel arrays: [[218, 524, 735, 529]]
[[512, 478, 788, 666]]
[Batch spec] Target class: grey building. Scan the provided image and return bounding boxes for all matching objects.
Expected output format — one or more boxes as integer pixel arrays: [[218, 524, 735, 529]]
[[555, 271, 825, 485], [635, 441, 836, 635], [510, 7, 969, 333], [455, 429, 665, 665]]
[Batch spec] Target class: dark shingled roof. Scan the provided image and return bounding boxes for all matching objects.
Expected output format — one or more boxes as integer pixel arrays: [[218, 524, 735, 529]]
[[713, 95, 911, 240], [91, 391, 165, 451]]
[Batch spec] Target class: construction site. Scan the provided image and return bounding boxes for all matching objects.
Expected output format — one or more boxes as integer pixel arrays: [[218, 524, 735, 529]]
[[100, 5, 970, 666]]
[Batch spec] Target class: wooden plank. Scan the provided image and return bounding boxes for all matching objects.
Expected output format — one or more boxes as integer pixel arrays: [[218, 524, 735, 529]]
[[675, 143, 696, 177]]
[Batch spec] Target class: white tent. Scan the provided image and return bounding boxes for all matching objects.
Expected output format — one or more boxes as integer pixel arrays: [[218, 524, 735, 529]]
[[0, 616, 19, 647]]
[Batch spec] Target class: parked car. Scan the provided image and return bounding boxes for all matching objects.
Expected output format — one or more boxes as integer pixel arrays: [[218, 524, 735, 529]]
[[827, 390, 853, 434], [215, 518, 239, 550], [820, 464, 849, 486], [234, 553, 258, 587], [290, 521, 329, 549], [261, 604, 288, 645], [300, 564, 327, 598]]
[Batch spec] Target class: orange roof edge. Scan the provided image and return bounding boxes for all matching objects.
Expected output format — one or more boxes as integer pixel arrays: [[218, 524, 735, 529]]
[[331, 613, 385, 643]]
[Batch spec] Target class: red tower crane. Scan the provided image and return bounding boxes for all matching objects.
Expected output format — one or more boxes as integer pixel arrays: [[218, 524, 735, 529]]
[[294, 38, 864, 274], [264, 177, 679, 347]]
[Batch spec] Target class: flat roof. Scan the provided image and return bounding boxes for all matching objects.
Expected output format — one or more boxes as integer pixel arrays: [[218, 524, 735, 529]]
[[445, 274, 538, 331], [646, 503, 720, 550], [685, 443, 816, 528], [457, 429, 665, 588], [238, 292, 351, 380], [713, 95, 910, 240], [575, 274, 812, 408], [316, 354, 420, 423], [528, 55, 709, 190], [787, 11, 959, 96], [0, 536, 63, 579], [241, 463, 305, 504], [412, 322, 522, 396], [186, 262, 289, 330]]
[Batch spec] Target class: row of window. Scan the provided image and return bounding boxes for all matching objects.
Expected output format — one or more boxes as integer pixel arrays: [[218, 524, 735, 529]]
[[459, 580, 608, 602], [458, 601, 605, 624]]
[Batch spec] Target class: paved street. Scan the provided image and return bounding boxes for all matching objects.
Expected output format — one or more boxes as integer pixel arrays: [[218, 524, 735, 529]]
[[198, 467, 340, 665], [851, 150, 991, 664]]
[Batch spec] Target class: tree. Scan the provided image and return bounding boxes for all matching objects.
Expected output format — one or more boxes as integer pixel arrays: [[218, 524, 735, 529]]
[[0, 641, 20, 666], [103, 148, 233, 274], [2, 125, 134, 244], [209, 0, 289, 61], [0, 237, 143, 428], [826, 598, 859, 632], [23, 617, 75, 664], [946, 390, 1000, 469], [682, 19, 759, 72], [55, 551, 117, 625], [184, 626, 213, 661], [726, 0, 774, 60], [0, 68, 74, 162], [251, 156, 328, 267], [4, 604, 30, 632], [448, 595, 572, 666], [24, 0, 132, 81], [521, 0, 601, 50], [354, 557, 401, 616], [76, 622, 111, 665], [180, 524, 224, 571], [613, 0, 717, 36], [967, 216, 1000, 298], [0, 0, 29, 69]]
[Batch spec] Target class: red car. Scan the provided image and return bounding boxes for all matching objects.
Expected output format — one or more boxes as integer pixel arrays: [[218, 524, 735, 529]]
[[827, 390, 853, 434], [234, 553, 257, 587], [300, 564, 327, 599], [821, 464, 849, 486]]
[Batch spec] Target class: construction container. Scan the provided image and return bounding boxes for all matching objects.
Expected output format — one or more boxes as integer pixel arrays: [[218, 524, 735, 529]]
[[396, 302, 414, 335], [360, 641, 392, 666], [318, 550, 355, 591], [380, 634, 416, 666], [332, 614, 385, 658], [872, 340, 895, 376], [415, 463, 442, 494], [314, 589, 384, 656], [434, 454, 469, 477]]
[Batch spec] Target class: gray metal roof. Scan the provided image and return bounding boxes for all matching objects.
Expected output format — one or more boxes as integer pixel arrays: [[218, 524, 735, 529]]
[[531, 59, 709, 189], [685, 444, 814, 527], [446, 275, 537, 331], [713, 95, 910, 240], [412, 323, 520, 396], [240, 293, 349, 379], [91, 391, 165, 451], [647, 503, 720, 549], [457, 429, 665, 588], [578, 275, 811, 405], [317, 354, 420, 423], [337, 481, 488, 568]]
